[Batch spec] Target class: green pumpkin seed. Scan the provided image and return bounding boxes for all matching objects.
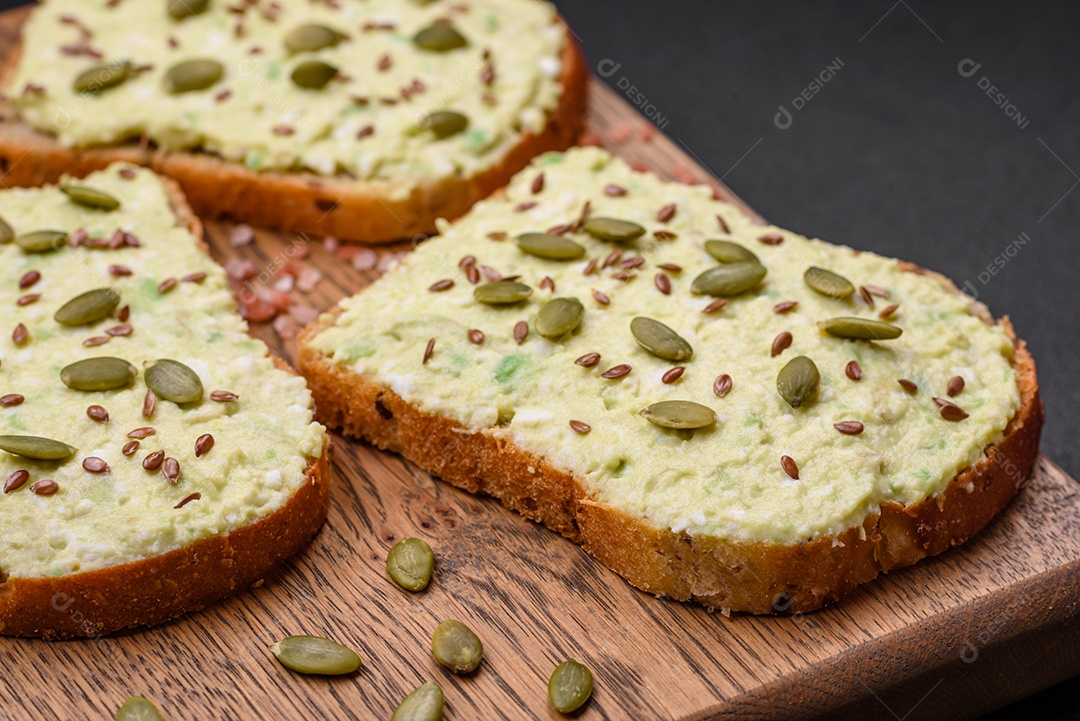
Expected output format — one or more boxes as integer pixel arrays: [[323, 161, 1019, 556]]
[[115, 696, 164, 721], [167, 0, 209, 20], [582, 217, 646, 242], [60, 185, 121, 211], [474, 281, 532, 305], [420, 111, 469, 139], [291, 60, 338, 89], [549, 659, 594, 714], [0, 435, 77, 461], [630, 316, 693, 362], [284, 24, 342, 53], [804, 266, 855, 299], [164, 59, 223, 94], [15, 230, 69, 254], [431, 619, 483, 674], [270, 635, 362, 676], [54, 288, 120, 326], [387, 537, 435, 592], [535, 297, 585, 340], [0, 215, 13, 244], [819, 316, 903, 341], [691, 262, 766, 297], [777, 355, 820, 409], [61, 357, 137, 392], [392, 682, 444, 721], [517, 233, 585, 261], [73, 61, 132, 94], [705, 239, 759, 264], [413, 23, 469, 52], [145, 359, 204, 404], [639, 400, 716, 430]]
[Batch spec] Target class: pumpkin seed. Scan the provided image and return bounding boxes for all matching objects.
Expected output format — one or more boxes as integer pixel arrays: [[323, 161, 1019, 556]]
[[387, 537, 434, 592], [61, 357, 137, 392], [819, 317, 903, 341], [0, 435, 77, 461], [167, 0, 209, 20], [413, 23, 469, 52], [73, 61, 132, 94], [291, 60, 338, 89], [804, 266, 855, 299], [777, 355, 820, 409], [705, 239, 759, 264], [60, 185, 121, 211], [420, 111, 469, 139], [691, 262, 766, 296], [115, 695, 164, 721], [270, 635, 362, 676], [284, 24, 341, 53], [54, 288, 120, 326], [535, 298, 584, 340], [517, 233, 585, 261], [392, 682, 444, 721], [163, 59, 223, 94], [629, 317, 693, 362], [582, 217, 645, 242], [639, 400, 716, 430], [549, 659, 594, 714], [474, 281, 532, 305], [15, 230, 69, 254], [431, 619, 483, 674], [0, 215, 13, 243], [145, 359, 204, 404]]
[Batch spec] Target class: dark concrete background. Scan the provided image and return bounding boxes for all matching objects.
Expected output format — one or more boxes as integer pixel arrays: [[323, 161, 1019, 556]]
[[0, 0, 1074, 717], [552, 0, 1079, 719]]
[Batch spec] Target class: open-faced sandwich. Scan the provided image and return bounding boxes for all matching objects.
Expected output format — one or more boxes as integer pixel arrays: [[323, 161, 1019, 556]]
[[0, 0, 587, 242], [0, 165, 329, 638], [298, 146, 1042, 613]]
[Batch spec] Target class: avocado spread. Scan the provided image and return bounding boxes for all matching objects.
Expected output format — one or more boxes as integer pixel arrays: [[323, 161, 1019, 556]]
[[10, 0, 566, 184], [309, 147, 1020, 544], [0, 166, 325, 579]]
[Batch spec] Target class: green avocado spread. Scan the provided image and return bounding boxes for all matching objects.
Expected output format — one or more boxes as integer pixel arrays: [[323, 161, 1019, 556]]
[[0, 166, 325, 579], [310, 147, 1020, 544], [10, 0, 566, 185]]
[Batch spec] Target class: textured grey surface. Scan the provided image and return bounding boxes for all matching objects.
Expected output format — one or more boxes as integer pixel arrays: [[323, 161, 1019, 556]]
[[553, 0, 1079, 718]]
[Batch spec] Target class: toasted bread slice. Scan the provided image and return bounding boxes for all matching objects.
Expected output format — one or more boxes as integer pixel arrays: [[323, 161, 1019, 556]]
[[0, 166, 329, 638], [297, 147, 1043, 614], [0, 2, 587, 243]]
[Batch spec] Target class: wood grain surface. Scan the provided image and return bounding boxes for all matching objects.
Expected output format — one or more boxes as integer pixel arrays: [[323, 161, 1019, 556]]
[[0, 7, 1078, 720]]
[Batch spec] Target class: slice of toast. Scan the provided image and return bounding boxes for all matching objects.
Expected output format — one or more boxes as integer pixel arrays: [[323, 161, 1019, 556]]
[[0, 165, 330, 639], [0, 2, 587, 243], [297, 147, 1043, 614]]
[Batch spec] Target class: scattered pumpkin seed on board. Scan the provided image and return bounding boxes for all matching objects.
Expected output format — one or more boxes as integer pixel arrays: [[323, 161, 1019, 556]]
[[387, 537, 435, 592], [391, 682, 444, 721], [431, 620, 483, 674], [548, 659, 594, 714], [115, 695, 164, 721], [270, 635, 362, 676]]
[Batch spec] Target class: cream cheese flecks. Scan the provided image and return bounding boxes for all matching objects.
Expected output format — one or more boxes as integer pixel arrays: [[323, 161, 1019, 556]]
[[0, 167, 325, 579], [309, 147, 1020, 544], [10, 0, 565, 184]]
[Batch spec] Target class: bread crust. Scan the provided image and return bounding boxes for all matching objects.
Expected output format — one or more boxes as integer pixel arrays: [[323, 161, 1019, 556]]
[[0, 175, 333, 639], [0, 17, 589, 243], [296, 291, 1042, 615]]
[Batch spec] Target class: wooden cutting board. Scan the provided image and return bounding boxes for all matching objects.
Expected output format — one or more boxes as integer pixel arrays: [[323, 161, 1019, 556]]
[[0, 8, 1078, 720]]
